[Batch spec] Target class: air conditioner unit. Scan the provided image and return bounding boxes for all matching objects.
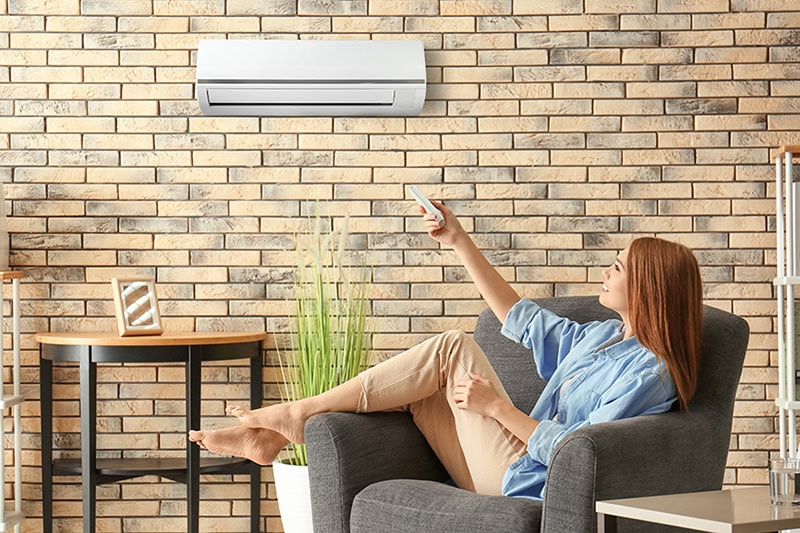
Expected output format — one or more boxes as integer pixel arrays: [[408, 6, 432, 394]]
[[196, 39, 426, 117]]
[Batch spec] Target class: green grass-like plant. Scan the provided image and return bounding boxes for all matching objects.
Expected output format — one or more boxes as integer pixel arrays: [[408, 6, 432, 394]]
[[278, 214, 372, 466]]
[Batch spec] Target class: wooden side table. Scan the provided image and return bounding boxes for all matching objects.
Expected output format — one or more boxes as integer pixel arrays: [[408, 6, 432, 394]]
[[37, 331, 267, 533], [597, 486, 800, 533]]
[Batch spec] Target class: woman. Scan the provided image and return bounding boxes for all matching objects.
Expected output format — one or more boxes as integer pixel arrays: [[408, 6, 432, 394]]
[[189, 201, 703, 500]]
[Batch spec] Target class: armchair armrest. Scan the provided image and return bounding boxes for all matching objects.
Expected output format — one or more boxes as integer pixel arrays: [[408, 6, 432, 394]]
[[542, 411, 714, 533], [306, 412, 450, 533]]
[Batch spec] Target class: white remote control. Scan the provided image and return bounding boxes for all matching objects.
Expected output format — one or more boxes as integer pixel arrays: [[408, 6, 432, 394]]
[[410, 186, 446, 227]]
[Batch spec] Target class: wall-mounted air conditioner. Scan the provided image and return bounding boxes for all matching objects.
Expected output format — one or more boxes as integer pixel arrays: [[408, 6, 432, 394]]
[[196, 39, 426, 117]]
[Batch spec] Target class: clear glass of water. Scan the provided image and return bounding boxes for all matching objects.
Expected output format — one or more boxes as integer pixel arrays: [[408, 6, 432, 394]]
[[770, 458, 800, 505]]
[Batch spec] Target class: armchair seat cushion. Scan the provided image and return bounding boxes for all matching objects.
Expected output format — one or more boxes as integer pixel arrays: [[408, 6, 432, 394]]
[[351, 479, 542, 533]]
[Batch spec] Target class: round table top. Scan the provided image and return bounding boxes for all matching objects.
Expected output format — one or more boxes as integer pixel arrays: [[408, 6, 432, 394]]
[[35, 331, 268, 347]]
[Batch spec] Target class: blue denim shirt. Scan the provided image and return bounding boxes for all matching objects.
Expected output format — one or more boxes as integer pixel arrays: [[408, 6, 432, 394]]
[[499, 298, 677, 500]]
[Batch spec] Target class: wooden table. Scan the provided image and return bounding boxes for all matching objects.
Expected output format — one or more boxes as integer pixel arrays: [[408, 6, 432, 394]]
[[597, 486, 800, 533], [37, 331, 267, 533]]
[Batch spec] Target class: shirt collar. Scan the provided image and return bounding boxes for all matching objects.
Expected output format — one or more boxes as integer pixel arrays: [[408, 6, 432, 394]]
[[592, 334, 644, 360]]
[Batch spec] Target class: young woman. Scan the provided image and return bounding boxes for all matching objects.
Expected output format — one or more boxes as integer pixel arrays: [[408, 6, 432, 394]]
[[189, 201, 703, 500]]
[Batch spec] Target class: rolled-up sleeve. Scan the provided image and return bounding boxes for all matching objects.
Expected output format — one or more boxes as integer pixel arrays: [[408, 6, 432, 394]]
[[501, 298, 607, 381]]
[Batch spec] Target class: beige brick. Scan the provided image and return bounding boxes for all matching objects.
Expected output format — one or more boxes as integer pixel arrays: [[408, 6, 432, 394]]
[[694, 12, 766, 29], [443, 133, 511, 150], [84, 66, 154, 83], [118, 117, 188, 133], [621, 216, 692, 232], [658, 131, 728, 147], [0, 117, 44, 132], [586, 0, 655, 13], [622, 115, 693, 131], [660, 64, 731, 80], [368, 0, 437, 15], [0, 15, 43, 31], [83, 134, 153, 150], [550, 116, 620, 132], [697, 81, 769, 97], [117, 15, 188, 32], [621, 182, 691, 198], [156, 167, 226, 183], [516, 65, 585, 82], [0, 49, 43, 68], [370, 134, 440, 151], [407, 117, 477, 133], [695, 114, 766, 131], [11, 133, 81, 150], [192, 150, 261, 167], [136, 77, 188, 97], [0, 149, 46, 166], [443, 66, 512, 83], [10, 65, 81, 83], [190, 117, 260, 133], [48, 83, 121, 100], [597, 99, 665, 116], [449, 100, 518, 116], [120, 49, 188, 66], [80, 0, 151, 15], [481, 150, 549, 167], [443, 0, 511, 15], [47, 117, 114, 133], [146, 132, 222, 150], [89, 100, 158, 116], [188, 16, 260, 31], [620, 14, 690, 30], [587, 65, 658, 82], [623, 149, 693, 165], [697, 47, 767, 64], [120, 150, 191, 167], [298, 134, 368, 150], [523, 99, 592, 116], [514, 132, 583, 149], [8, 0, 79, 13], [260, 15, 330, 32], [298, 0, 366, 15], [481, 82, 551, 100], [332, 16, 402, 32], [514, 0, 582, 14], [622, 48, 693, 64], [553, 82, 624, 99], [406, 17, 474, 33], [49, 250, 116, 266], [696, 148, 767, 164], [10, 32, 80, 48], [660, 0, 729, 12], [153, 0, 224, 15]]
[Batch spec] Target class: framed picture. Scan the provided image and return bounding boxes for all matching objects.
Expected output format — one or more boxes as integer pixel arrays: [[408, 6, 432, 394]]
[[111, 278, 163, 337]]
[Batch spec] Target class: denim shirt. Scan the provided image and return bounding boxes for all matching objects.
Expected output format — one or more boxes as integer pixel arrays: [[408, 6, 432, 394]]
[[499, 298, 677, 500]]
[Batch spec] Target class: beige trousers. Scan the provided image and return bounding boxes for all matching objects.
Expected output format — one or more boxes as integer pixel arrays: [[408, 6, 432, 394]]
[[356, 330, 528, 495]]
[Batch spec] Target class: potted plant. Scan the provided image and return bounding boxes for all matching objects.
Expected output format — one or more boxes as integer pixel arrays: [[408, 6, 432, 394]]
[[273, 214, 371, 533]]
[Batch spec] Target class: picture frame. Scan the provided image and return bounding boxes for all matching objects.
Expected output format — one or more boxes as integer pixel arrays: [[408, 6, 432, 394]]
[[111, 278, 163, 337]]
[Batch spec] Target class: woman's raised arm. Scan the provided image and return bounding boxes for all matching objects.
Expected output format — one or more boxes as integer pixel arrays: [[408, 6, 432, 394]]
[[421, 201, 521, 323]]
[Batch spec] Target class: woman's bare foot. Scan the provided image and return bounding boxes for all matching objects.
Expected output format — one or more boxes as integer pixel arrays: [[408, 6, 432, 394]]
[[226, 403, 307, 444], [188, 425, 288, 466]]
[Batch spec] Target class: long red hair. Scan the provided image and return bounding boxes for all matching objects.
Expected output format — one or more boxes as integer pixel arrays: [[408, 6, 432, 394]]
[[626, 237, 703, 411]]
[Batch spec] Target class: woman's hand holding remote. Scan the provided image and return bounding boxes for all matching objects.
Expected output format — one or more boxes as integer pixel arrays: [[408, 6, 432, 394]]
[[420, 200, 465, 247]]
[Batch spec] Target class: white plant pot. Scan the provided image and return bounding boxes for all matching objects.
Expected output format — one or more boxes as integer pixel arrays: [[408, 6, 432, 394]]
[[273, 459, 313, 533]]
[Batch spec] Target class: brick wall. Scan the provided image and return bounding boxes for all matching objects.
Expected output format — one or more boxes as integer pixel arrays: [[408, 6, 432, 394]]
[[1, 0, 795, 531]]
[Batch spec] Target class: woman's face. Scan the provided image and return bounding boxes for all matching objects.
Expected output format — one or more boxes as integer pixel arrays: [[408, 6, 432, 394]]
[[600, 246, 629, 319]]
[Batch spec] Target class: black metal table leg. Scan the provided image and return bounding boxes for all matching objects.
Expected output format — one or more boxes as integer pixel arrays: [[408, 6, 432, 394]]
[[80, 351, 97, 533], [41, 353, 53, 533], [250, 348, 263, 533], [187, 349, 201, 533]]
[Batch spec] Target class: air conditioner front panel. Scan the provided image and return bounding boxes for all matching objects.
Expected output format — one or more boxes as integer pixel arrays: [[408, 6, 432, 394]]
[[195, 39, 427, 116]]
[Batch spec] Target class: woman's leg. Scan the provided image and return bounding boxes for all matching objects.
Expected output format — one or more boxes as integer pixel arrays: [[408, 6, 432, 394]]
[[226, 330, 527, 494], [359, 330, 527, 495]]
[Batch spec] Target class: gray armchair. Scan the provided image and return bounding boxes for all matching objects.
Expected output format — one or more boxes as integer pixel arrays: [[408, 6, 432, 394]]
[[306, 296, 749, 532]]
